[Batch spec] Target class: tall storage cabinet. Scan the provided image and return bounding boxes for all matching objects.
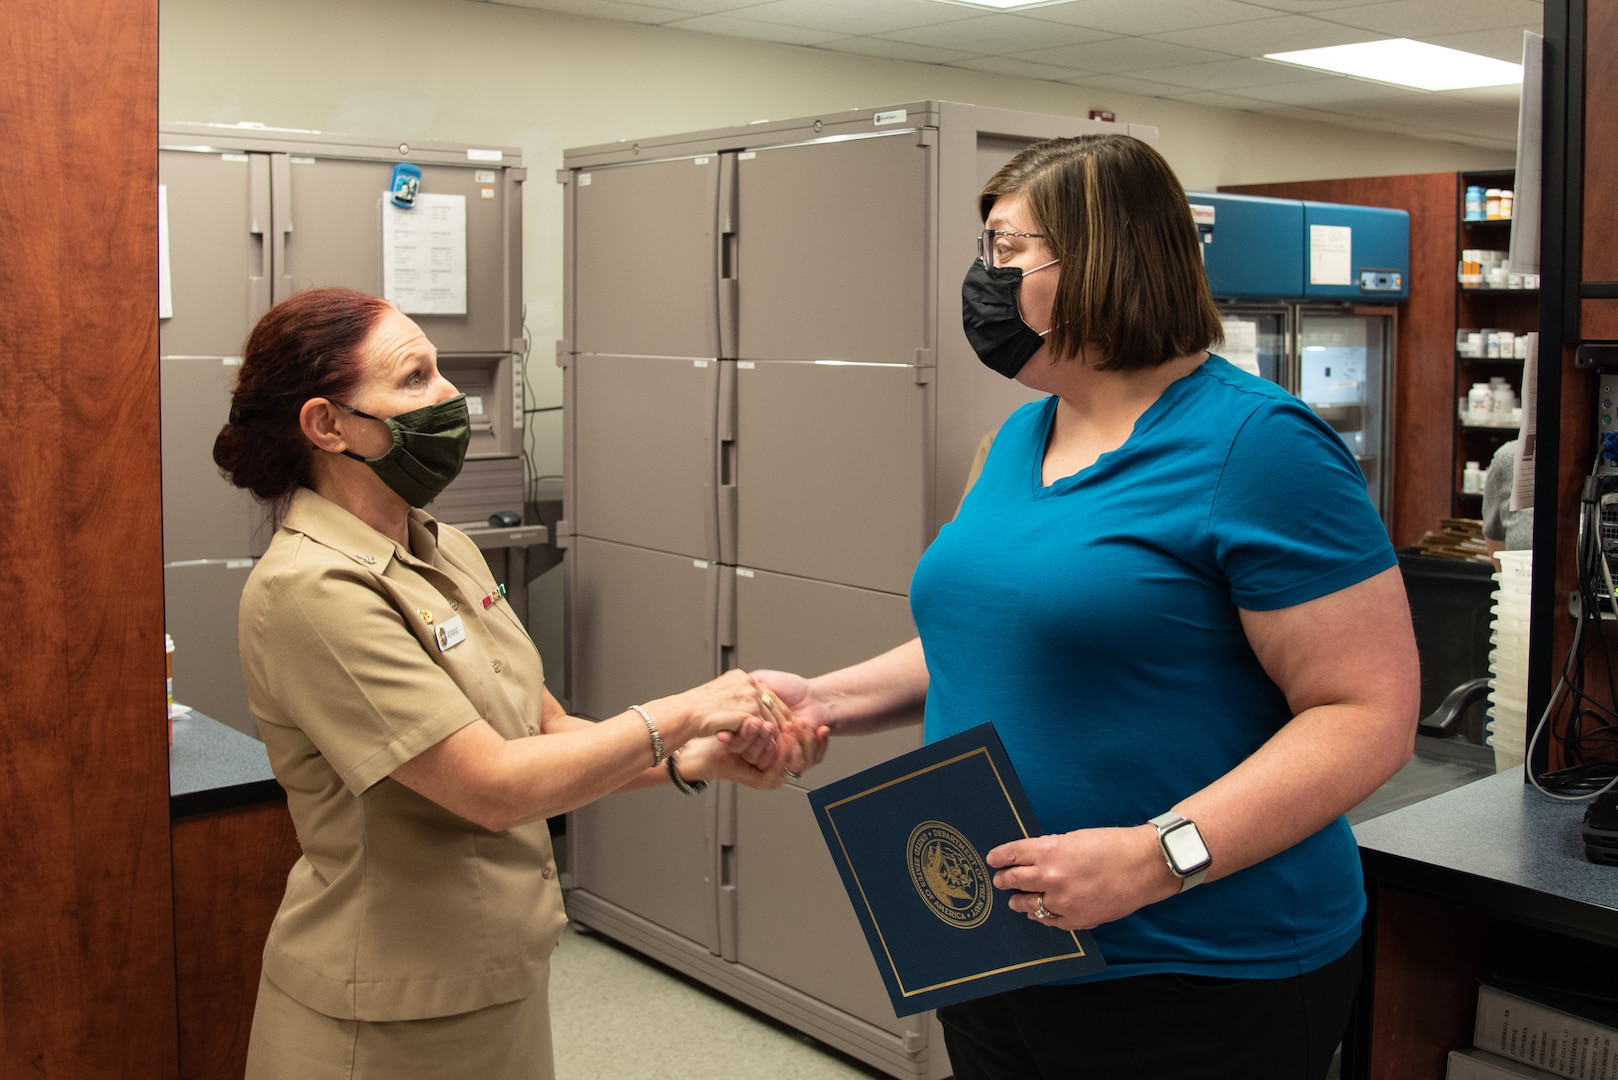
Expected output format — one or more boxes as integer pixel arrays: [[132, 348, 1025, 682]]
[[559, 102, 1153, 1079], [158, 124, 526, 736]]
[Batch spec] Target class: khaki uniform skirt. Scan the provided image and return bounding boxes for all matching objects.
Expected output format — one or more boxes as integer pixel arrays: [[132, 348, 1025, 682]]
[[244, 971, 555, 1080]]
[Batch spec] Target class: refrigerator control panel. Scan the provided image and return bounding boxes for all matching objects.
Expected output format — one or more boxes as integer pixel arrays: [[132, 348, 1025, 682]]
[[1359, 269, 1404, 293]]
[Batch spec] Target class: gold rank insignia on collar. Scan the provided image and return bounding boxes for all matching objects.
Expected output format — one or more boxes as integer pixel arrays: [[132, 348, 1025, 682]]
[[418, 608, 434, 625]]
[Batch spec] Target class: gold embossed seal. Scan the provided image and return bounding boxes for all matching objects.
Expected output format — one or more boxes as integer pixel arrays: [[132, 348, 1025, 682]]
[[907, 820, 991, 929]]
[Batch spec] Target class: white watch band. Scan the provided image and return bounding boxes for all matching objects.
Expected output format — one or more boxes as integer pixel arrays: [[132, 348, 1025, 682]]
[[1148, 811, 1211, 892]]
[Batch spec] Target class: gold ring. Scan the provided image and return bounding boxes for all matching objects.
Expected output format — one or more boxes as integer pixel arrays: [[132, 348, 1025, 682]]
[[1034, 895, 1055, 920], [760, 691, 776, 712]]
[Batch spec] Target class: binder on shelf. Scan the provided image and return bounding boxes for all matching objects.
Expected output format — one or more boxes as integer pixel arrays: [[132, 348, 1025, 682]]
[[1473, 978, 1618, 1080], [808, 722, 1106, 1016], [1448, 1048, 1565, 1079]]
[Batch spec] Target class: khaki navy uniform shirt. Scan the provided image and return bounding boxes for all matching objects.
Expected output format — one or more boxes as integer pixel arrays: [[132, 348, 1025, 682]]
[[240, 487, 565, 1022]]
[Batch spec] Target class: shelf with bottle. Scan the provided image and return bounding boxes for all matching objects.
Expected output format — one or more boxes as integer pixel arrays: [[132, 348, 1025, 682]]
[[1456, 328, 1534, 362], [1457, 375, 1522, 431], [1462, 183, 1515, 223], [1450, 169, 1532, 517], [1456, 249, 1538, 291]]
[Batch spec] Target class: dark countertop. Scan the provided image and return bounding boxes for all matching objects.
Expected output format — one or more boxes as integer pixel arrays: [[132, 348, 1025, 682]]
[[169, 709, 282, 817], [1353, 768, 1618, 948]]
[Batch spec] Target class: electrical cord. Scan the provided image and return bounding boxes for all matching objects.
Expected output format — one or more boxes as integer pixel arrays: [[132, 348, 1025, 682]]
[[1527, 453, 1618, 801]]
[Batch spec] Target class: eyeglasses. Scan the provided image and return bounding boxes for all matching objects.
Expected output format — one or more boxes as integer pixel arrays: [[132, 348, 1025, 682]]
[[977, 228, 1048, 269]]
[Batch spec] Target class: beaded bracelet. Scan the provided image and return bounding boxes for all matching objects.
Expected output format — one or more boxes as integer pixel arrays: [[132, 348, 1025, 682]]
[[629, 704, 664, 767]]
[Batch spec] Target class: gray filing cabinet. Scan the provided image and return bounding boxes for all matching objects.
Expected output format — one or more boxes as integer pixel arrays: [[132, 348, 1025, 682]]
[[159, 124, 525, 736], [560, 102, 1156, 1078]]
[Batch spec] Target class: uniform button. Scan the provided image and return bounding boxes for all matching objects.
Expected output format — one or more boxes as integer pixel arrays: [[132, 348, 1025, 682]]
[[491, 660, 503, 674], [542, 867, 554, 879], [526, 725, 536, 735], [450, 600, 459, 610]]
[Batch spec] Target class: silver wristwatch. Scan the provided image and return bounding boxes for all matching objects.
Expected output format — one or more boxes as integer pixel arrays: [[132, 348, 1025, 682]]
[[1148, 811, 1211, 892]]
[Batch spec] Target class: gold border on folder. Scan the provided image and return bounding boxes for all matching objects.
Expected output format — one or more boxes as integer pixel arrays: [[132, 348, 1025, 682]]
[[823, 746, 1091, 999]]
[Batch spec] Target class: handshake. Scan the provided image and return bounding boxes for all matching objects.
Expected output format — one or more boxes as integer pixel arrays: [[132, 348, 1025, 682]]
[[657, 668, 830, 792]]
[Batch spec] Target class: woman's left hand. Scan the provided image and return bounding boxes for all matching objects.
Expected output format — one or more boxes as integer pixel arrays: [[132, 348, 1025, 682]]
[[985, 825, 1179, 931]]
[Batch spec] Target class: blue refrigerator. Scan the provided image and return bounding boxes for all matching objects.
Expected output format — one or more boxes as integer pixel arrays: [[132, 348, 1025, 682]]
[[1187, 192, 1409, 528]]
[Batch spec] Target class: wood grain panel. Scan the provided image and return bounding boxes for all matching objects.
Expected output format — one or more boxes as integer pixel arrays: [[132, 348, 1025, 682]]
[[1581, 298, 1618, 340], [0, 0, 173, 1075], [1363, 882, 1618, 1079], [172, 801, 300, 1080], [1364, 886, 1493, 1080], [1221, 174, 1458, 548], [1584, 0, 1618, 283]]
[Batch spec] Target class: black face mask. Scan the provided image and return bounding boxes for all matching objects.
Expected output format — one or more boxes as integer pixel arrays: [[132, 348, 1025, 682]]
[[339, 394, 471, 509], [960, 258, 1055, 378]]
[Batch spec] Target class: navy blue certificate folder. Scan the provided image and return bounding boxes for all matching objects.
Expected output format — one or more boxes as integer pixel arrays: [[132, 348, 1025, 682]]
[[808, 722, 1105, 1016]]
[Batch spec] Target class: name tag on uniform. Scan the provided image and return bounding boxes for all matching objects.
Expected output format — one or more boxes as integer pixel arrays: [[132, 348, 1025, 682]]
[[434, 615, 467, 652]]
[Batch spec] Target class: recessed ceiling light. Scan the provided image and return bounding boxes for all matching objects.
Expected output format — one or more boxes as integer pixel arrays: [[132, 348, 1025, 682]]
[[1264, 39, 1522, 92]]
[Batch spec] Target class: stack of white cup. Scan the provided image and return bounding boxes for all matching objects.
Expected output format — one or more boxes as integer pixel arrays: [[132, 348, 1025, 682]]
[[1487, 550, 1532, 771]]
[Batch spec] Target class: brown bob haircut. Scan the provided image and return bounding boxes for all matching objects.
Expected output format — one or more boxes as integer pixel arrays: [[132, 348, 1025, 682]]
[[980, 134, 1223, 371]]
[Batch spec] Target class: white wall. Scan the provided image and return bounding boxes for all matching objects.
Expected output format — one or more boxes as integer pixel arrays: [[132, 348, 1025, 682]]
[[160, 0, 1514, 477]]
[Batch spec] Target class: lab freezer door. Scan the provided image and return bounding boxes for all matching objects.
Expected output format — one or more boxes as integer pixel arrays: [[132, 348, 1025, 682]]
[[569, 356, 721, 561], [736, 131, 931, 365], [1215, 305, 1291, 388], [160, 356, 269, 561], [164, 558, 257, 739], [1296, 308, 1392, 524], [734, 361, 929, 595], [157, 148, 271, 357], [729, 569, 922, 1035], [728, 567, 921, 788], [277, 156, 519, 355], [570, 155, 722, 360], [566, 536, 719, 723]]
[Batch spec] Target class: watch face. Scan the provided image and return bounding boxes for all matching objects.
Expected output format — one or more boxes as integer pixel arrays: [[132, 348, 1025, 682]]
[[1162, 822, 1212, 875]]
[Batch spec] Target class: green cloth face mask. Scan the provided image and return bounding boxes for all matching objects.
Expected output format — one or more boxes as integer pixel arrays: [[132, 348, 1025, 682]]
[[340, 394, 471, 509]]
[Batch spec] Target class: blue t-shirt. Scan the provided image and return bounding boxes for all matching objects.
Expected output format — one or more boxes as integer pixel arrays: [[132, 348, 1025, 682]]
[[909, 355, 1395, 982]]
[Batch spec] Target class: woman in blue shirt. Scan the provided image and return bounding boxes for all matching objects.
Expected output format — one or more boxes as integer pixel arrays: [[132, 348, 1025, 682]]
[[758, 135, 1419, 1079]]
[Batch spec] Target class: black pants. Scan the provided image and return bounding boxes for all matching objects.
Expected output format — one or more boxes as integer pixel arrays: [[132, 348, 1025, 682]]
[[937, 940, 1361, 1080]]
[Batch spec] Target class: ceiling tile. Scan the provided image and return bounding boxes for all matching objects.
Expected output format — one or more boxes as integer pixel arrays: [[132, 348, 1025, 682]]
[[1236, 0, 1389, 12], [1129, 56, 1339, 91], [1427, 25, 1541, 62], [1010, 0, 1278, 36], [1319, 0, 1543, 37], [720, 0, 978, 35], [813, 36, 979, 64], [875, 13, 1111, 54], [477, 0, 1541, 151], [1013, 36, 1229, 73], [664, 13, 845, 44], [1059, 72, 1205, 97], [1162, 88, 1291, 110], [1148, 14, 1383, 54], [1216, 75, 1414, 105], [951, 55, 1103, 81], [620, 0, 767, 12]]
